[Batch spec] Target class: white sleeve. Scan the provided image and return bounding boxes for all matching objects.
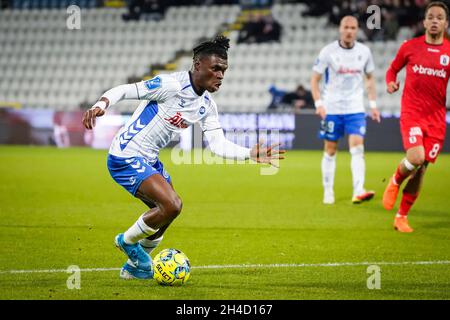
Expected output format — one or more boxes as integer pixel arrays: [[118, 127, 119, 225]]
[[135, 74, 182, 101], [312, 47, 329, 74], [97, 74, 181, 110], [204, 129, 251, 160], [198, 98, 222, 132], [97, 83, 140, 109], [200, 99, 251, 160]]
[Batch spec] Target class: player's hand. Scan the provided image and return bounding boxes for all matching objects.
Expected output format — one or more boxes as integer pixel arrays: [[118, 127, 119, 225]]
[[82, 106, 105, 130], [250, 142, 286, 168], [371, 108, 381, 123], [315, 106, 326, 120], [387, 81, 400, 94]]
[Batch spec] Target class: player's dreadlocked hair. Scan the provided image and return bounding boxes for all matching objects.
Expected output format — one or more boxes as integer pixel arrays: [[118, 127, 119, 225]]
[[193, 35, 230, 60]]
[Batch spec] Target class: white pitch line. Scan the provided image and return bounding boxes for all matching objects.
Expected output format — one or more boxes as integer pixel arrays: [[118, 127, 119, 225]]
[[0, 260, 449, 275]]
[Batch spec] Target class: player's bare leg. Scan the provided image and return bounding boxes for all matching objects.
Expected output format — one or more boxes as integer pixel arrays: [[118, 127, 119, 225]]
[[136, 191, 173, 254], [322, 140, 337, 204], [348, 134, 374, 204], [137, 175, 182, 229], [393, 162, 428, 233], [119, 175, 182, 279], [382, 146, 425, 210]]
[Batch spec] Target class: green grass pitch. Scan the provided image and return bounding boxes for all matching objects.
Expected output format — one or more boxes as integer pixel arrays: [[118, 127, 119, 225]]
[[0, 146, 449, 300]]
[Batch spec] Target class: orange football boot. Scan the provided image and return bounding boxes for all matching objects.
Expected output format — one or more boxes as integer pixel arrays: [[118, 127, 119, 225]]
[[352, 191, 375, 204], [394, 215, 413, 233], [382, 175, 399, 210]]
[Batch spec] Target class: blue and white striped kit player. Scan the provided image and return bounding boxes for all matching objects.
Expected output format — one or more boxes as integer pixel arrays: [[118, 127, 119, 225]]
[[311, 16, 380, 205], [83, 35, 284, 280], [106, 71, 250, 196], [99, 71, 252, 279]]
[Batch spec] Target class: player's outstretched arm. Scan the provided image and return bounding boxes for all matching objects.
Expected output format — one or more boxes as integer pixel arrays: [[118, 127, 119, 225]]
[[81, 83, 141, 130], [204, 129, 286, 167], [82, 75, 181, 130], [250, 142, 286, 168]]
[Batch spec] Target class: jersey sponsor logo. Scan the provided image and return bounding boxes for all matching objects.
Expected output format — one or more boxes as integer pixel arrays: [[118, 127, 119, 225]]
[[164, 112, 188, 128], [412, 64, 447, 78], [144, 76, 161, 91], [440, 54, 449, 66], [337, 66, 361, 74]]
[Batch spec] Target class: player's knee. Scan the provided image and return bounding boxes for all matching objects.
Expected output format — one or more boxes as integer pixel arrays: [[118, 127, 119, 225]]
[[324, 145, 337, 156], [325, 150, 337, 157], [163, 195, 183, 220], [350, 145, 364, 156], [408, 154, 425, 167]]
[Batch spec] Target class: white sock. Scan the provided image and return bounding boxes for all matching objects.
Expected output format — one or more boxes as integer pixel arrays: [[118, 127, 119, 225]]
[[123, 214, 158, 245], [350, 145, 365, 197], [139, 236, 163, 254], [322, 152, 336, 193]]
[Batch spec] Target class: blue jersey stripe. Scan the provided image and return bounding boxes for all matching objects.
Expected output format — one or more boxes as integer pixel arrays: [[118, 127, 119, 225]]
[[119, 101, 158, 151]]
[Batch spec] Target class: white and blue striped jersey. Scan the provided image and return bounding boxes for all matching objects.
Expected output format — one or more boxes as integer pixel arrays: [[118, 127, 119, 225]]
[[109, 71, 222, 163], [313, 40, 375, 115]]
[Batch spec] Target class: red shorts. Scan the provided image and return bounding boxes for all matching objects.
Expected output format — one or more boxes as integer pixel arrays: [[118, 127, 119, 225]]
[[400, 117, 446, 163]]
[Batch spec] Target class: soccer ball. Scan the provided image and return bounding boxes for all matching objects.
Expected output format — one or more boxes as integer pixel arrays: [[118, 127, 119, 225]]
[[153, 248, 191, 286]]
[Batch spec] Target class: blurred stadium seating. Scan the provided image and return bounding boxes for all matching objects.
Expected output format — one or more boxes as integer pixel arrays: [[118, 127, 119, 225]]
[[9, 0, 98, 9], [0, 2, 413, 114]]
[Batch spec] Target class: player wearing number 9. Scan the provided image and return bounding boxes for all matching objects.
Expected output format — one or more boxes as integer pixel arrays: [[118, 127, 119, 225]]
[[383, 1, 450, 232]]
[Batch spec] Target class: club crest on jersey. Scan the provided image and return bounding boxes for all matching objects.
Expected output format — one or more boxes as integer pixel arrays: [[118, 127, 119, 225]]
[[178, 98, 186, 108], [144, 76, 161, 91], [199, 106, 206, 115], [440, 54, 449, 66], [165, 112, 188, 128]]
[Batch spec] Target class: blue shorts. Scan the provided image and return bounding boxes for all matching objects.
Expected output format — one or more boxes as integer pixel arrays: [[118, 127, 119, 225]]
[[107, 154, 172, 196], [319, 113, 366, 141]]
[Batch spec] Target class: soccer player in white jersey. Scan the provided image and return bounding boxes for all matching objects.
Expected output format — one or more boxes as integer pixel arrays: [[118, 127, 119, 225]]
[[310, 16, 381, 205], [82, 36, 285, 280]]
